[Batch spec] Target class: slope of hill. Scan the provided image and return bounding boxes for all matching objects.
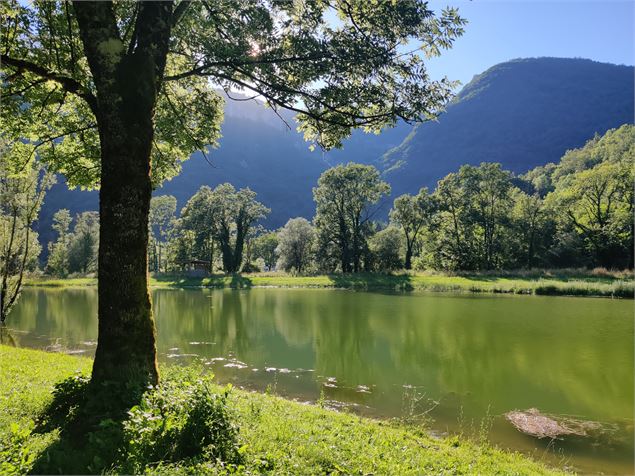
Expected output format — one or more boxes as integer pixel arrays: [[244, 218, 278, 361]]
[[380, 57, 634, 196], [37, 95, 410, 246], [37, 57, 634, 248]]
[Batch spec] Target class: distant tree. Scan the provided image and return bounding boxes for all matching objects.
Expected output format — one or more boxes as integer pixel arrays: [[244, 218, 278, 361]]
[[179, 186, 216, 271], [149, 195, 177, 273], [314, 163, 390, 273], [276, 218, 315, 273], [509, 191, 550, 268], [390, 188, 435, 269], [46, 209, 73, 276], [166, 228, 196, 273], [369, 226, 403, 271], [540, 125, 635, 269], [178, 184, 269, 273], [242, 225, 265, 272], [68, 212, 99, 274], [521, 163, 557, 196], [549, 160, 633, 268], [431, 163, 514, 270], [212, 184, 269, 273], [0, 142, 54, 322], [430, 172, 475, 270], [252, 231, 278, 271]]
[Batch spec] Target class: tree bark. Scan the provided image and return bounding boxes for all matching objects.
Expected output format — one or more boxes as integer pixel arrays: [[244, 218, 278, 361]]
[[72, 1, 174, 390], [92, 118, 158, 387], [404, 247, 413, 270]]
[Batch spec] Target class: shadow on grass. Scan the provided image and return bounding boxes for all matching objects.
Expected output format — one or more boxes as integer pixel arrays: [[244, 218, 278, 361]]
[[31, 376, 144, 475], [328, 273, 414, 292], [153, 273, 253, 289], [30, 369, 243, 475]]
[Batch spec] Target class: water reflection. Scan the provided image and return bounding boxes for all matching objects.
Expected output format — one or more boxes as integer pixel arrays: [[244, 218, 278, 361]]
[[7, 287, 634, 474]]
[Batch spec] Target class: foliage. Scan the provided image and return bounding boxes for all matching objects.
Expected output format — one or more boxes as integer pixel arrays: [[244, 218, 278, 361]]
[[177, 184, 269, 273], [403, 126, 635, 272], [46, 210, 99, 276], [0, 141, 54, 321], [544, 132, 634, 268], [46, 209, 72, 276], [67, 212, 99, 274], [122, 379, 242, 473], [314, 163, 390, 272], [428, 163, 514, 270], [275, 218, 315, 273], [149, 195, 177, 273], [1, 0, 466, 188], [177, 186, 216, 270], [390, 188, 435, 269], [251, 232, 278, 271], [369, 226, 403, 271]]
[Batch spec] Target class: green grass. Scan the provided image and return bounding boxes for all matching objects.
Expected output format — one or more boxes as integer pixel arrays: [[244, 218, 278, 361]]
[[0, 345, 564, 475], [26, 269, 634, 298]]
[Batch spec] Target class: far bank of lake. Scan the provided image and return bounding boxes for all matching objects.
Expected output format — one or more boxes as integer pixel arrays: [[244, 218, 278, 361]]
[[25, 269, 634, 298]]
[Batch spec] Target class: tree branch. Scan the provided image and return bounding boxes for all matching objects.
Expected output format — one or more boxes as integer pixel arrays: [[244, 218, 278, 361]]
[[0, 54, 98, 113], [164, 54, 334, 81], [172, 0, 191, 26]]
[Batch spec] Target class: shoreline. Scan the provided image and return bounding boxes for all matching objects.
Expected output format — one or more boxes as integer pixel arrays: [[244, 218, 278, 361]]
[[24, 271, 634, 298], [0, 345, 564, 475]]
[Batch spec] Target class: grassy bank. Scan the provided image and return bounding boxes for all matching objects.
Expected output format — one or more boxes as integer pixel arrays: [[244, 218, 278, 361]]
[[26, 269, 634, 298], [0, 346, 562, 475]]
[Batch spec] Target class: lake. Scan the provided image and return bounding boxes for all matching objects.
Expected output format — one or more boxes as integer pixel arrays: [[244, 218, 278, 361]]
[[4, 287, 633, 474]]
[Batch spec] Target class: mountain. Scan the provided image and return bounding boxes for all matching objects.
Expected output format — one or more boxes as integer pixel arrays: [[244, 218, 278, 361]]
[[37, 57, 633, 248], [380, 57, 634, 196], [37, 93, 410, 246]]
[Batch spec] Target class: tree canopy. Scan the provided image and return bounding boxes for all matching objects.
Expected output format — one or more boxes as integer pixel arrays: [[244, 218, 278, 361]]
[[1, 0, 465, 186], [314, 163, 390, 272]]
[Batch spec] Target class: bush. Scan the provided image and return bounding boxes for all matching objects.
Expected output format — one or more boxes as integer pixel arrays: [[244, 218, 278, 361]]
[[33, 370, 242, 474], [122, 378, 243, 473], [0, 423, 36, 476], [369, 227, 403, 271]]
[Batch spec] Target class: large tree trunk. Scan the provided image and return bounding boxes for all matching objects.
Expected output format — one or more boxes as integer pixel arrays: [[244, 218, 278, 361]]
[[73, 1, 173, 391], [92, 116, 158, 388]]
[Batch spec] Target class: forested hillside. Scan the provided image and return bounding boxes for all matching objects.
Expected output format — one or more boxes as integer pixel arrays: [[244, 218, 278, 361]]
[[37, 58, 634, 246], [381, 57, 634, 197]]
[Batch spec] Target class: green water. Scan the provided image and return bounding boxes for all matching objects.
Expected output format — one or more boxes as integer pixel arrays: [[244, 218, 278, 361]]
[[4, 287, 634, 474]]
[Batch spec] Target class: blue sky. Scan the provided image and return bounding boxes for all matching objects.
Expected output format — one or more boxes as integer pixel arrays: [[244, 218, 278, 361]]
[[425, 0, 634, 85]]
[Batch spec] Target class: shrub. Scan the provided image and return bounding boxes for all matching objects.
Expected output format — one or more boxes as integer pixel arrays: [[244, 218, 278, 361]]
[[33, 370, 242, 474], [122, 378, 242, 473]]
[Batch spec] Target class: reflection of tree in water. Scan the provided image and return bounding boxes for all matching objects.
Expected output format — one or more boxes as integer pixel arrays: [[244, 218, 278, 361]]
[[311, 293, 379, 385], [153, 289, 270, 363], [0, 324, 17, 347], [8, 289, 98, 348], [367, 295, 634, 421], [9, 288, 632, 425]]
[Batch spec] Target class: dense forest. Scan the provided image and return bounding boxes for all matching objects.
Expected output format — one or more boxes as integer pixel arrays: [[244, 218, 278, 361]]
[[33, 124, 634, 278]]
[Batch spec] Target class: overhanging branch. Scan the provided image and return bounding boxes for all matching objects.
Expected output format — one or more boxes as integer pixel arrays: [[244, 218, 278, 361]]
[[1, 54, 98, 114]]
